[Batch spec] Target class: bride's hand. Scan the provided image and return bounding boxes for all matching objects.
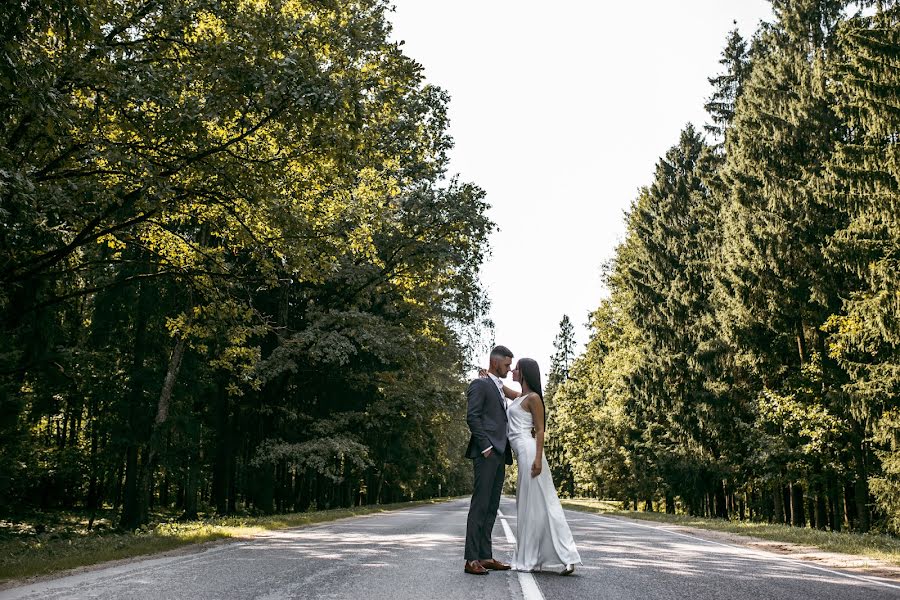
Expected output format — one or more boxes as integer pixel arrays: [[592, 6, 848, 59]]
[[478, 368, 489, 377], [531, 461, 542, 478]]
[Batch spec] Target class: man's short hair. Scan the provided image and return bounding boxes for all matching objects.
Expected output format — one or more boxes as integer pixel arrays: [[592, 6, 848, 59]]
[[490, 345, 513, 360]]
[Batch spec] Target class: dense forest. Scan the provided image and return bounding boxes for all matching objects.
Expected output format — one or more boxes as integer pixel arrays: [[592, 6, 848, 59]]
[[546, 0, 900, 534], [0, 0, 492, 528]]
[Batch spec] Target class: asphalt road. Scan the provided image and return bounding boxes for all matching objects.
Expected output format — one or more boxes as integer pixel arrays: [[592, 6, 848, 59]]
[[2, 497, 898, 600]]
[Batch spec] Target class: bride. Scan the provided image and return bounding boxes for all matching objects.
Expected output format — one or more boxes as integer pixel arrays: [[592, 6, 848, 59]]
[[485, 358, 582, 575]]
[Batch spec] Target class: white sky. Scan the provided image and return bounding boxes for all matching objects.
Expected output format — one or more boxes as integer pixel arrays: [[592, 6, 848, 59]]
[[388, 1, 774, 374]]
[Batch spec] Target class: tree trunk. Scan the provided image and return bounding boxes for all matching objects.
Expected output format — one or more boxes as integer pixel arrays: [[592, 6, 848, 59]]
[[790, 482, 805, 527], [796, 319, 808, 365], [773, 481, 785, 524], [113, 461, 125, 511], [60, 400, 70, 450], [132, 332, 187, 527], [120, 445, 140, 528], [184, 468, 199, 519], [375, 465, 385, 505], [782, 484, 793, 525], [255, 464, 275, 514], [86, 395, 100, 529], [828, 477, 842, 532], [119, 274, 150, 530], [854, 476, 870, 532], [228, 453, 238, 514], [212, 379, 231, 515], [715, 482, 728, 519], [160, 467, 170, 508], [806, 493, 816, 529], [665, 493, 675, 514], [850, 417, 871, 532], [815, 486, 827, 531], [180, 439, 200, 521], [844, 482, 856, 530]]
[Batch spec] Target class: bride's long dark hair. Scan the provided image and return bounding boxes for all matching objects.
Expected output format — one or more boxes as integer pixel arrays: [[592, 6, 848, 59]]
[[518, 358, 546, 425]]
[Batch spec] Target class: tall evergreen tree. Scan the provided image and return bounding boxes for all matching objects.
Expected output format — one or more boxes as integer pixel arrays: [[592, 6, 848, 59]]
[[719, 0, 863, 529], [545, 314, 577, 495], [705, 24, 752, 144], [548, 294, 646, 502], [825, 1, 900, 531], [542, 0, 900, 533], [549, 315, 576, 388], [617, 124, 742, 516]]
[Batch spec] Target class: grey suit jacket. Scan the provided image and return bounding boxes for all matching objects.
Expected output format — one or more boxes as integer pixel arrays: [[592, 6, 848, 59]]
[[465, 377, 512, 464]]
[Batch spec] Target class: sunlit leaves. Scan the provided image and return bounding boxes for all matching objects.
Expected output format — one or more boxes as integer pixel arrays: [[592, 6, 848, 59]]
[[0, 0, 490, 519]]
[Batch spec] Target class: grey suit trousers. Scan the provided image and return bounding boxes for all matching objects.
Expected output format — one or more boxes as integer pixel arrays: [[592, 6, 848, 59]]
[[464, 450, 506, 561]]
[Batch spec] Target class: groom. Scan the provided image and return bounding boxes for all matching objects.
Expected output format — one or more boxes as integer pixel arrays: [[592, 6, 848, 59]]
[[463, 345, 514, 575]]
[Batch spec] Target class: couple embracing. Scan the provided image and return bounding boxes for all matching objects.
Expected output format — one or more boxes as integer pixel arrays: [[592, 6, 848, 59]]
[[463, 345, 582, 576]]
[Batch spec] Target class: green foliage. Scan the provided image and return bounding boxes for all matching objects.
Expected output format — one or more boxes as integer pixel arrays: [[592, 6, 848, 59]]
[[545, 314, 577, 495], [705, 25, 751, 143], [825, 4, 900, 529], [550, 0, 900, 534], [0, 0, 490, 526]]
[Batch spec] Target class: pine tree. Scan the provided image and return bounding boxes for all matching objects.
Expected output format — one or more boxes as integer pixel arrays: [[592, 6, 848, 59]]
[[705, 24, 752, 144], [719, 0, 863, 529], [616, 124, 744, 517], [549, 315, 576, 389], [825, 1, 900, 531], [545, 315, 577, 496]]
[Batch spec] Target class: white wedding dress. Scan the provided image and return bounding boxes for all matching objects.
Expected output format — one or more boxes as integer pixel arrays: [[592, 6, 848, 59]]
[[508, 395, 582, 571]]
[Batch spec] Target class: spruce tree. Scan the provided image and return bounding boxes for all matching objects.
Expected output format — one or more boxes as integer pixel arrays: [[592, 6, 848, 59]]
[[545, 315, 577, 496], [705, 25, 752, 145], [549, 315, 576, 388], [719, 0, 862, 528], [615, 125, 746, 516], [825, 1, 900, 531]]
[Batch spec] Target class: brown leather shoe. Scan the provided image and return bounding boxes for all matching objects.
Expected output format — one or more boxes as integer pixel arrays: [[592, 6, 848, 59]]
[[480, 558, 511, 571], [464, 560, 488, 575]]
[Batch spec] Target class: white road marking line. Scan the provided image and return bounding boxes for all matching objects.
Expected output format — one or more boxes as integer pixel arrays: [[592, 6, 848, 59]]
[[586, 512, 900, 592], [499, 515, 515, 544], [498, 509, 546, 600]]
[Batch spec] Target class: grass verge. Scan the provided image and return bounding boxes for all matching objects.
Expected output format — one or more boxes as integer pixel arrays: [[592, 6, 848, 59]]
[[0, 498, 454, 584], [561, 498, 900, 567]]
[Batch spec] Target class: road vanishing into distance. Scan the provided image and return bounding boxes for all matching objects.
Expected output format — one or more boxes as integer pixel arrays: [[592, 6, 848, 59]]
[[2, 497, 898, 599]]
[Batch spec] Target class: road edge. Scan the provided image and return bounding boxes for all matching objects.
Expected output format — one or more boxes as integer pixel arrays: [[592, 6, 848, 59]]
[[0, 497, 459, 592], [562, 503, 900, 583]]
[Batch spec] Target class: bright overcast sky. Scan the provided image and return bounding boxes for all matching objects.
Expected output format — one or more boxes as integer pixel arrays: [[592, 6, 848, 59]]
[[388, 1, 774, 373]]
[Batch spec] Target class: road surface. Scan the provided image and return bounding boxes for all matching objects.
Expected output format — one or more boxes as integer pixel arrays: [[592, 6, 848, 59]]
[[2, 497, 897, 599]]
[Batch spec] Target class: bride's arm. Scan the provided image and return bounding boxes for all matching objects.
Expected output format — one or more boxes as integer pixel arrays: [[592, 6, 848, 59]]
[[477, 369, 519, 400], [500, 383, 518, 400], [527, 394, 546, 478]]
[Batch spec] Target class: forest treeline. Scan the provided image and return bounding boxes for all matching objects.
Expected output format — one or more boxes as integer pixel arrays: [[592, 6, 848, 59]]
[[546, 1, 900, 534], [0, 0, 492, 528]]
